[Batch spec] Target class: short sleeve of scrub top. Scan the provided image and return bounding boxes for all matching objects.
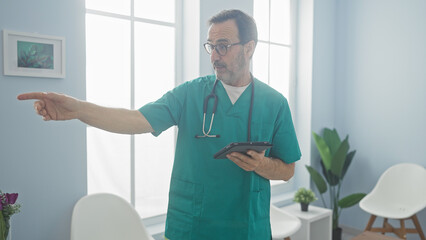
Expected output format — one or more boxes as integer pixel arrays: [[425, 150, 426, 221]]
[[270, 98, 301, 163], [138, 81, 189, 136], [247, 79, 301, 164]]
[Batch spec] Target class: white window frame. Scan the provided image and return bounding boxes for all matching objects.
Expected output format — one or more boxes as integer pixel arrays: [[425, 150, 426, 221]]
[[253, 0, 299, 205], [85, 0, 182, 221]]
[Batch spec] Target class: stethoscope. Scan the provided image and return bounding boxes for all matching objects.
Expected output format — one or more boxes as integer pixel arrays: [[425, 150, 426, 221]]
[[195, 75, 254, 141]]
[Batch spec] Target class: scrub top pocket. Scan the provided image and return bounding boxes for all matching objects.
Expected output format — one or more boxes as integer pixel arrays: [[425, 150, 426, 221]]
[[166, 178, 204, 239]]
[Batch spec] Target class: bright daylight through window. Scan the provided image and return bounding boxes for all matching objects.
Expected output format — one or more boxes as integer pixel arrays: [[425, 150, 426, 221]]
[[86, 0, 176, 218]]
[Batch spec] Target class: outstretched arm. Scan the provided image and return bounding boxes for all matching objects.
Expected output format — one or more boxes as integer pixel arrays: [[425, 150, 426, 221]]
[[17, 92, 153, 134]]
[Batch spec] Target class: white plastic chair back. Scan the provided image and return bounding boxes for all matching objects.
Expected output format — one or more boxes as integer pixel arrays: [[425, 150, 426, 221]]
[[270, 204, 301, 239], [71, 193, 154, 240], [359, 163, 426, 219]]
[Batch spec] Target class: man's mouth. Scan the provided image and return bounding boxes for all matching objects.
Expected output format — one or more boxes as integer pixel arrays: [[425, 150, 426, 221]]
[[214, 63, 226, 70]]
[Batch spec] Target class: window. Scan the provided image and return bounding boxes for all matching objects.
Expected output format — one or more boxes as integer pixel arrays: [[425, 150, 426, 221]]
[[86, 0, 178, 218], [253, 0, 296, 190], [253, 0, 294, 99]]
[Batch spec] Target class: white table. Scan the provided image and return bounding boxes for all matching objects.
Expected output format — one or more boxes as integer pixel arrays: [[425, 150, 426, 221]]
[[280, 203, 332, 240]]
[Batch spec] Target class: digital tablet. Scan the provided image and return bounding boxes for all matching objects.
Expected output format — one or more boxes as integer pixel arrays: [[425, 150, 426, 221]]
[[213, 141, 273, 159]]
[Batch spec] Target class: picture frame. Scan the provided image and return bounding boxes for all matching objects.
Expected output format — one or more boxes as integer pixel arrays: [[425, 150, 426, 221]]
[[3, 30, 65, 78]]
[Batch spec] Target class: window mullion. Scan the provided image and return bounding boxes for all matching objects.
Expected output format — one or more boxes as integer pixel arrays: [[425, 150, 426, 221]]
[[268, 0, 272, 85], [130, 0, 136, 207]]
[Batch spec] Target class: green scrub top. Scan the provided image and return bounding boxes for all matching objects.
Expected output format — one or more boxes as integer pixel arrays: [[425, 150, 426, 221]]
[[139, 75, 301, 240]]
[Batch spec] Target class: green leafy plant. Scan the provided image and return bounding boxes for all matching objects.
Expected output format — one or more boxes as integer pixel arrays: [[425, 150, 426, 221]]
[[306, 128, 366, 230], [293, 187, 317, 204]]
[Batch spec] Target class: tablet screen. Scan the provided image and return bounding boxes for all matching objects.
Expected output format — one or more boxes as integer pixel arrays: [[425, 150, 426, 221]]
[[213, 141, 273, 159]]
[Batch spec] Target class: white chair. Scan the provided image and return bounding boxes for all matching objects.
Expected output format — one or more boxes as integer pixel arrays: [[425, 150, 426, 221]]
[[270, 204, 301, 240], [359, 163, 426, 240], [71, 193, 155, 240]]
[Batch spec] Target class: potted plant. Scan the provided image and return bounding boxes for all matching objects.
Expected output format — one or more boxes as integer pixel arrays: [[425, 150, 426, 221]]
[[293, 187, 317, 211], [306, 128, 366, 240]]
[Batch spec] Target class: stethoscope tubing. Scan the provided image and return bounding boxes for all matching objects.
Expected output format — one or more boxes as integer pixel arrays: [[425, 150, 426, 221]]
[[195, 75, 254, 141]]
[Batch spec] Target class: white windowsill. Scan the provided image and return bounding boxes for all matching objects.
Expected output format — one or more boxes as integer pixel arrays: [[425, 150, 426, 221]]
[[143, 214, 167, 236]]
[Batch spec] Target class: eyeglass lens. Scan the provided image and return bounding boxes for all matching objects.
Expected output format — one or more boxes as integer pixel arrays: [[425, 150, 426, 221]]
[[204, 43, 228, 56]]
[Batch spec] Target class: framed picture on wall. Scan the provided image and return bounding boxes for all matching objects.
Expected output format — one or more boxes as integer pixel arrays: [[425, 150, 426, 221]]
[[2, 30, 65, 78]]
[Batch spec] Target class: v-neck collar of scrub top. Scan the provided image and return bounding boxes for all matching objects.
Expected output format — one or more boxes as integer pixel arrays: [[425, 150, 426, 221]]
[[215, 80, 253, 116]]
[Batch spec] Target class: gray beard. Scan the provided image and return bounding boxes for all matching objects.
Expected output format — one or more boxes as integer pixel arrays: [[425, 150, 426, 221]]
[[216, 49, 247, 86]]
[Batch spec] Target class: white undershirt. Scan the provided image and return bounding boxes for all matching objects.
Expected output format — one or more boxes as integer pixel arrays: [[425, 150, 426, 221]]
[[220, 81, 250, 105]]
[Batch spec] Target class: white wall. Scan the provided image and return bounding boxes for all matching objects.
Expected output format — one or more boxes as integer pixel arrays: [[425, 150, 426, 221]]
[[334, 0, 426, 235]]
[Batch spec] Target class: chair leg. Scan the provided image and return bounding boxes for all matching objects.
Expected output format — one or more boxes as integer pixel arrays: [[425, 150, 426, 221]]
[[399, 219, 407, 240], [411, 214, 426, 240], [364, 214, 425, 240], [382, 218, 388, 235], [365, 215, 377, 231]]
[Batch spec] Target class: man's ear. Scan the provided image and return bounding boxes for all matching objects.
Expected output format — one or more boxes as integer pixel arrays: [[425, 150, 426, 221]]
[[245, 40, 256, 59]]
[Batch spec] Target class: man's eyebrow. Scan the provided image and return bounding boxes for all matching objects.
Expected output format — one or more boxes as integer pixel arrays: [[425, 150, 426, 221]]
[[206, 38, 231, 44]]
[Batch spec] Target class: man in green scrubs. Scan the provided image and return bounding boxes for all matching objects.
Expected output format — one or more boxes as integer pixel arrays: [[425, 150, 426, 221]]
[[18, 9, 300, 240]]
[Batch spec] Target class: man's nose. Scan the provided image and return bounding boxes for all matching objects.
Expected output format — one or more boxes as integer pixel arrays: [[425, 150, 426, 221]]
[[211, 48, 221, 62]]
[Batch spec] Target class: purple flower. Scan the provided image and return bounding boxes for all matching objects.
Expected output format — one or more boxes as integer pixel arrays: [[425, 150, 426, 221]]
[[6, 193, 18, 205], [0, 200, 2, 210]]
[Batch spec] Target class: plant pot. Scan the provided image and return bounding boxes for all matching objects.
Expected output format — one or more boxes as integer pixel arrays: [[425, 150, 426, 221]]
[[300, 202, 309, 212], [332, 227, 342, 240]]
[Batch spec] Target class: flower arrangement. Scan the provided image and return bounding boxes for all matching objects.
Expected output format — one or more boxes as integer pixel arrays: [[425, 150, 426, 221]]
[[293, 187, 317, 204], [0, 191, 21, 240]]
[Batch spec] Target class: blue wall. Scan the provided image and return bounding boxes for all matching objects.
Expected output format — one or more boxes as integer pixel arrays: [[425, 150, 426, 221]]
[[0, 0, 86, 239], [334, 0, 426, 235], [309, 0, 425, 238]]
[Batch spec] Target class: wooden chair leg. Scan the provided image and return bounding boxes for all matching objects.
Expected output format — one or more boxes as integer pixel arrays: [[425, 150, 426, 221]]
[[399, 219, 407, 240], [382, 218, 388, 235], [411, 214, 426, 240], [365, 215, 377, 231]]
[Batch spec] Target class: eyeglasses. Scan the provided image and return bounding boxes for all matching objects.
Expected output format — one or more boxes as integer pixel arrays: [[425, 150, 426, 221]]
[[203, 42, 242, 56]]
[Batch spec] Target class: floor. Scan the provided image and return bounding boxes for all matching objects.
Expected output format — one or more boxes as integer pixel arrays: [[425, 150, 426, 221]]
[[343, 232, 357, 240]]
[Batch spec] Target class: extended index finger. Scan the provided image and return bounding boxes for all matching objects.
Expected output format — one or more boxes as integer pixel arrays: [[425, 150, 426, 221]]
[[17, 92, 46, 101]]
